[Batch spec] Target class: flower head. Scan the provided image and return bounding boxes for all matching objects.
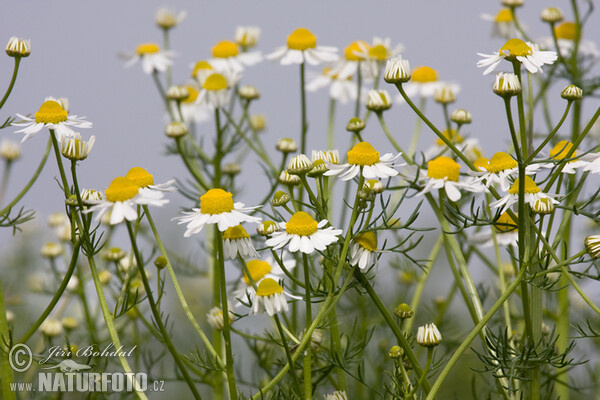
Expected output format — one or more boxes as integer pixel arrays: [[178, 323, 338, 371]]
[[325, 141, 404, 181], [250, 278, 295, 316], [60, 132, 95, 161], [126, 167, 176, 192], [223, 225, 259, 260], [416, 323, 442, 347], [6, 37, 30, 57], [210, 40, 261, 73], [0, 139, 21, 161], [366, 90, 392, 112], [493, 73, 521, 97], [155, 8, 187, 30], [207, 305, 234, 331], [384, 56, 411, 84], [266, 28, 338, 65], [541, 7, 564, 24], [266, 211, 342, 254], [122, 43, 173, 74], [419, 156, 485, 201], [481, 8, 517, 38], [477, 38, 557, 74], [235, 26, 260, 49], [490, 176, 558, 213], [349, 231, 378, 270]]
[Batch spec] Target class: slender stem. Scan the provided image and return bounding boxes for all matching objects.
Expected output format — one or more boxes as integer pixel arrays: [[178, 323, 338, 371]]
[[327, 98, 336, 150], [152, 70, 175, 120], [0, 57, 21, 110], [162, 29, 172, 89], [526, 101, 572, 162], [300, 62, 308, 154], [0, 282, 16, 400], [302, 253, 312, 399], [274, 314, 303, 394], [408, 97, 427, 156], [49, 130, 71, 197], [175, 137, 209, 190], [354, 62, 362, 118], [0, 161, 12, 207]]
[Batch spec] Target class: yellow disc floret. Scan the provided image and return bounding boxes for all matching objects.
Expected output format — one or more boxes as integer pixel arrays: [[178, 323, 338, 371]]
[[200, 188, 234, 214], [286, 211, 318, 236], [243, 259, 272, 285], [435, 129, 464, 146], [105, 177, 140, 203], [554, 22, 578, 41], [499, 38, 532, 58], [126, 167, 154, 188], [369, 44, 389, 61], [203, 73, 228, 91], [427, 156, 460, 182], [495, 8, 514, 22], [549, 140, 576, 161], [287, 28, 317, 50], [486, 152, 517, 173], [191, 60, 213, 79], [223, 225, 250, 240], [474, 157, 490, 171], [494, 211, 517, 233], [212, 40, 240, 58], [355, 231, 377, 251], [344, 41, 367, 61], [256, 278, 283, 297], [183, 86, 199, 103], [34, 100, 68, 124], [136, 43, 160, 55], [508, 176, 541, 194], [347, 141, 380, 166], [411, 66, 438, 83]]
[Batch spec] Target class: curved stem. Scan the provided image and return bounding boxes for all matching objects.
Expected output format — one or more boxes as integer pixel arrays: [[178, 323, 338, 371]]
[[0, 57, 21, 110]]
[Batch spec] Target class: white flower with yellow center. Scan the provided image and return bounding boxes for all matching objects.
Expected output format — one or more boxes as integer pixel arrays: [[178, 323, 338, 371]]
[[209, 40, 261, 73], [266, 28, 338, 65], [60, 132, 95, 161], [418, 156, 485, 202], [349, 231, 378, 270], [324, 141, 404, 181], [539, 22, 599, 58], [306, 67, 357, 104], [250, 278, 295, 316], [13, 98, 91, 142], [190, 60, 214, 84], [539, 140, 591, 174], [198, 72, 237, 109], [85, 177, 168, 225], [233, 254, 296, 304], [175, 84, 211, 124], [356, 37, 405, 79], [235, 26, 260, 49], [481, 8, 518, 38], [122, 43, 173, 74], [473, 151, 539, 191], [328, 40, 368, 80], [490, 176, 559, 213], [222, 224, 259, 260], [174, 188, 260, 236], [125, 167, 176, 193], [477, 38, 557, 75], [469, 211, 518, 248], [206, 304, 234, 331], [266, 211, 342, 254], [400, 66, 445, 98]]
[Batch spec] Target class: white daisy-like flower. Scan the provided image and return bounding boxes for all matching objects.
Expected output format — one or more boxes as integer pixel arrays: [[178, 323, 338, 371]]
[[538, 140, 591, 174], [398, 65, 447, 99], [418, 156, 486, 202], [85, 177, 169, 225], [250, 278, 296, 316], [223, 224, 259, 260], [324, 391, 348, 400], [349, 231, 378, 270], [266, 27, 338, 66], [355, 37, 404, 79], [197, 72, 239, 109], [490, 176, 559, 214], [233, 253, 296, 304], [306, 66, 357, 104], [13, 97, 91, 143], [477, 38, 557, 75], [60, 132, 95, 161], [206, 304, 234, 331], [125, 167, 176, 192], [324, 141, 404, 181], [328, 40, 369, 80], [468, 211, 518, 248], [175, 84, 211, 124], [473, 151, 539, 191], [265, 211, 342, 254], [481, 8, 519, 38], [539, 22, 600, 58], [416, 323, 442, 347], [122, 43, 174, 75], [235, 26, 260, 49], [209, 40, 261, 73], [190, 60, 215, 85], [174, 188, 260, 236]]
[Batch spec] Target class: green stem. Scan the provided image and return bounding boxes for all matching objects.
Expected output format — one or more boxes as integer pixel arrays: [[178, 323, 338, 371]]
[[174, 137, 209, 190], [0, 161, 12, 207], [327, 98, 336, 150], [408, 97, 426, 157], [274, 314, 303, 394], [300, 62, 308, 154], [0, 282, 15, 400], [302, 253, 312, 399], [0, 57, 21, 110]]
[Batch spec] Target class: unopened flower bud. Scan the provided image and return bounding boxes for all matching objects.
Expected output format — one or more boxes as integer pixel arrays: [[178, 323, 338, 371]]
[[501, 0, 524, 7], [384, 56, 411, 84], [450, 109, 472, 125], [364, 179, 385, 194], [434, 84, 456, 104], [416, 323, 442, 347], [324, 391, 348, 400], [166, 85, 190, 101], [235, 26, 260, 49], [98, 270, 113, 285], [6, 310, 14, 323], [346, 117, 366, 133], [103, 247, 126, 262], [40, 318, 63, 338], [257, 220, 280, 236], [585, 235, 600, 259], [276, 138, 297, 153], [287, 154, 313, 175], [239, 85, 260, 100], [493, 72, 521, 97], [389, 345, 404, 359], [366, 90, 392, 112], [155, 8, 187, 30], [0, 140, 21, 161], [207, 305, 234, 331], [62, 317, 78, 331], [307, 159, 328, 177], [271, 191, 291, 206], [541, 7, 564, 23], [394, 303, 414, 319], [561, 84, 583, 101], [531, 198, 554, 215], [223, 163, 241, 176], [154, 256, 167, 270], [165, 122, 188, 138], [5, 37, 30, 58], [41, 242, 63, 258], [249, 114, 266, 132], [278, 171, 301, 185]]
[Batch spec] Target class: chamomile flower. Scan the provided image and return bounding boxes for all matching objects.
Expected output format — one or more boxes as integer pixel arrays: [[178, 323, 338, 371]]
[[60, 132, 95, 161], [349, 231, 378, 270], [328, 40, 368, 80], [209, 40, 261, 73], [125, 167, 176, 193], [418, 156, 485, 202], [324, 141, 404, 181], [85, 177, 168, 225], [233, 254, 296, 303], [250, 278, 295, 316], [223, 224, 259, 260], [198, 72, 237, 109], [324, 391, 348, 400], [474, 151, 539, 191], [477, 38, 557, 75], [539, 140, 590, 174], [174, 188, 261, 236], [235, 26, 260, 49], [540, 22, 599, 58], [490, 176, 559, 213], [265, 211, 342, 254], [469, 211, 518, 248], [306, 67, 357, 104], [266, 28, 338, 66], [481, 8, 518, 38], [401, 66, 446, 98], [355, 37, 404, 79], [122, 43, 173, 74], [175, 84, 211, 123], [423, 129, 470, 161], [190, 60, 214, 84], [155, 8, 187, 30], [13, 97, 91, 142]]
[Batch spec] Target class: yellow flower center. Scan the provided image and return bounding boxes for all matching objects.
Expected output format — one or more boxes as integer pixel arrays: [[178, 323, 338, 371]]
[[136, 43, 160, 55], [549, 140, 577, 161], [499, 38, 532, 58], [495, 8, 514, 22], [125, 167, 154, 188], [344, 41, 367, 61], [287, 28, 317, 50], [347, 141, 380, 166], [427, 156, 460, 182], [554, 22, 578, 41], [183, 86, 199, 104], [474, 157, 490, 171], [243, 259, 272, 285], [286, 211, 318, 236], [203, 74, 228, 91], [486, 152, 517, 173], [355, 231, 377, 251], [200, 188, 234, 214], [191, 60, 213, 78], [508, 176, 541, 194], [223, 225, 250, 240], [494, 211, 517, 233], [105, 177, 140, 202], [435, 129, 464, 146], [212, 40, 239, 58], [34, 100, 68, 124], [369, 44, 389, 61], [411, 66, 438, 83], [256, 278, 283, 297]]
